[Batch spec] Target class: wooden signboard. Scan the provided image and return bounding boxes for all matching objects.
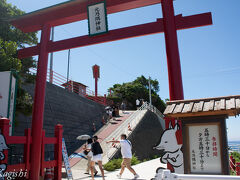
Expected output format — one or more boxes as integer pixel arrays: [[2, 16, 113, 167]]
[[87, 1, 108, 36], [182, 116, 229, 175], [164, 95, 240, 175]]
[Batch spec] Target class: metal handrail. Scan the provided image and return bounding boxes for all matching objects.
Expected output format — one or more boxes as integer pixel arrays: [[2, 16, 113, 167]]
[[29, 68, 107, 105], [145, 102, 165, 129], [106, 102, 148, 140]]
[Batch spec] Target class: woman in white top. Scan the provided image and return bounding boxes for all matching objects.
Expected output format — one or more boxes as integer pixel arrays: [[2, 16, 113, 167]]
[[83, 138, 98, 175]]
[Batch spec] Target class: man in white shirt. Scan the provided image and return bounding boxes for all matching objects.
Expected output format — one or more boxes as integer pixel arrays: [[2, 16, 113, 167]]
[[107, 134, 139, 179], [136, 99, 140, 109]]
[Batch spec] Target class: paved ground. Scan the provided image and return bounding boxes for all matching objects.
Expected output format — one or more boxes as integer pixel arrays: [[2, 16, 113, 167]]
[[62, 158, 167, 180]]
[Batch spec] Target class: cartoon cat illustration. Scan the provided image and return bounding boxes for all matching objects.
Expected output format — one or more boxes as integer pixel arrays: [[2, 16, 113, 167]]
[[154, 123, 183, 173], [0, 133, 8, 180]]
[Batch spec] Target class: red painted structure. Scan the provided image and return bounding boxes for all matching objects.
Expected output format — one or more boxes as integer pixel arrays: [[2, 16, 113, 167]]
[[61, 80, 87, 95], [30, 24, 51, 180], [9, 0, 213, 178], [230, 155, 236, 172], [230, 154, 240, 176], [0, 118, 63, 179], [31, 67, 108, 105], [16, 12, 212, 59]]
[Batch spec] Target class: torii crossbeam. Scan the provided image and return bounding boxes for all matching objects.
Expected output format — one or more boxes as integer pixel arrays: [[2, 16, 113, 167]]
[[10, 0, 212, 179], [18, 13, 212, 59]]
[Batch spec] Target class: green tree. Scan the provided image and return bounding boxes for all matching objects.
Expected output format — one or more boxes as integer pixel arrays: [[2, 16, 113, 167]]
[[0, 0, 38, 75], [108, 75, 166, 113], [0, 39, 21, 71], [0, 0, 37, 46], [0, 0, 38, 116]]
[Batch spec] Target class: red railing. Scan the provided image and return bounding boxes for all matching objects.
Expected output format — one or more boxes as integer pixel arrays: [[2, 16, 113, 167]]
[[230, 154, 240, 175], [29, 68, 108, 105], [0, 118, 63, 179]]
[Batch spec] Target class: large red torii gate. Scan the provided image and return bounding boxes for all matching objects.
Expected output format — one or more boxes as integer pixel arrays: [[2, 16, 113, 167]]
[[10, 0, 212, 179]]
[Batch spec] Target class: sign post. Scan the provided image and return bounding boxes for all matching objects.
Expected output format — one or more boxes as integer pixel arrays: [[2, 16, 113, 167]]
[[163, 95, 240, 175], [62, 138, 73, 179], [87, 1, 108, 36]]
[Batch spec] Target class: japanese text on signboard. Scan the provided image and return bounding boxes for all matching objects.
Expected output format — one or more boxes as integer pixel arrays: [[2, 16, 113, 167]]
[[189, 124, 221, 174], [88, 2, 108, 36]]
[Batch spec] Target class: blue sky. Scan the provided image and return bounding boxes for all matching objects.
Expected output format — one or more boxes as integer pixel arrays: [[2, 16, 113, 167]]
[[7, 0, 240, 141]]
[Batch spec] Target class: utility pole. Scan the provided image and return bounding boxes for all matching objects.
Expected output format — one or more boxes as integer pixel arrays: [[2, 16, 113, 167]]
[[67, 49, 70, 83], [49, 27, 54, 83], [149, 76, 152, 105]]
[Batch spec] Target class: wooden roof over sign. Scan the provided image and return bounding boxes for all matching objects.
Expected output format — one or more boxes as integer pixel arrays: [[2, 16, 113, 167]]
[[164, 95, 240, 118]]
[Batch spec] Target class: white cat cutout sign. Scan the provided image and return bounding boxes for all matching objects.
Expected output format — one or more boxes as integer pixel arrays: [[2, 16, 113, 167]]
[[155, 123, 184, 173]]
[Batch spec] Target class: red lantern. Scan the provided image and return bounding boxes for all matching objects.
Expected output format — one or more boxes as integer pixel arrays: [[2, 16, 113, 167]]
[[92, 64, 100, 79]]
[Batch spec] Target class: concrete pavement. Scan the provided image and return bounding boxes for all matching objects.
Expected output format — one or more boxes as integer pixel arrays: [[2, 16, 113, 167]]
[[62, 158, 167, 180]]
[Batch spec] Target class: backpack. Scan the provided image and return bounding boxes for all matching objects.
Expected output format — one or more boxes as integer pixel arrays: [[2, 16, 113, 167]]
[[92, 142, 103, 156]]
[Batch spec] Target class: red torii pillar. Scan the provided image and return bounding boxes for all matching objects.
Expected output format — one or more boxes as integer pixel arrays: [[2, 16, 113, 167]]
[[162, 0, 184, 101], [30, 24, 51, 179], [162, 0, 184, 172]]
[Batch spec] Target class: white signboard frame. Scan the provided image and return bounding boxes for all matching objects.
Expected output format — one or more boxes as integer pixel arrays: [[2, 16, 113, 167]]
[[0, 71, 18, 135], [87, 1, 108, 36], [183, 121, 225, 174], [188, 123, 222, 174]]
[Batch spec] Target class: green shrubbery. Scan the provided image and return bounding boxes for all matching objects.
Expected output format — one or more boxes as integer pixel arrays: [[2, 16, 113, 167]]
[[103, 158, 122, 171], [131, 155, 141, 165], [103, 154, 160, 171], [103, 154, 141, 171], [231, 151, 240, 163]]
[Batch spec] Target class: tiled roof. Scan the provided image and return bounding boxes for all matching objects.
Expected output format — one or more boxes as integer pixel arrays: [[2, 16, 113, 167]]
[[164, 95, 240, 118]]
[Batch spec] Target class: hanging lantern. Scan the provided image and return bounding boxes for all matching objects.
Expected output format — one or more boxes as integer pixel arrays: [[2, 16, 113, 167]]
[[92, 64, 100, 79]]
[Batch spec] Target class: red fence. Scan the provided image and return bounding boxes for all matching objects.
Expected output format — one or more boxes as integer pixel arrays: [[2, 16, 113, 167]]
[[0, 118, 63, 179], [30, 68, 109, 106], [230, 154, 240, 175]]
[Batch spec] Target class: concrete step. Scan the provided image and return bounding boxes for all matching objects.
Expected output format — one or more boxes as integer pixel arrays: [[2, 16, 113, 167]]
[[101, 110, 148, 163], [70, 111, 134, 168]]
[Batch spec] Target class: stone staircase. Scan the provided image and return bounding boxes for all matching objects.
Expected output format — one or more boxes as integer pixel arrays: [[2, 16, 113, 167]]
[[70, 110, 134, 168], [101, 102, 165, 163], [100, 109, 148, 163], [71, 102, 165, 169]]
